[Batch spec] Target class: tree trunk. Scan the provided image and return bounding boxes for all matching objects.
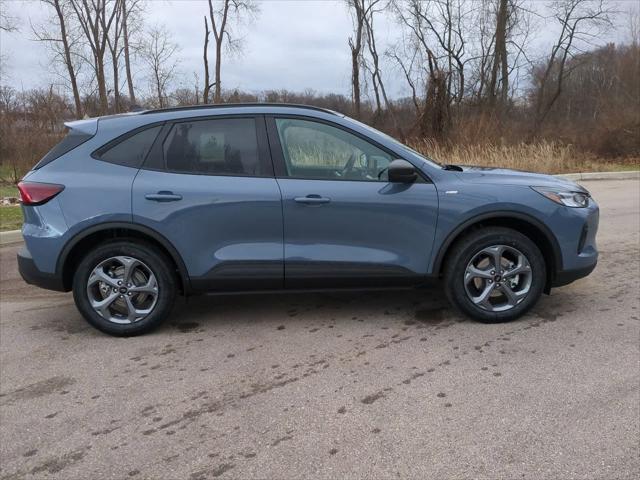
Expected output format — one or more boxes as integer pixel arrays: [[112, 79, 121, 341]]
[[214, 39, 222, 103], [203, 16, 211, 103], [156, 69, 163, 108], [122, 0, 136, 105], [421, 71, 448, 139], [206, 0, 234, 105], [370, 69, 382, 116], [53, 0, 83, 118], [348, 0, 365, 118], [351, 47, 361, 117], [489, 0, 508, 106], [111, 48, 120, 112], [97, 58, 109, 113], [456, 57, 465, 103], [499, 33, 509, 103], [70, 0, 118, 115]]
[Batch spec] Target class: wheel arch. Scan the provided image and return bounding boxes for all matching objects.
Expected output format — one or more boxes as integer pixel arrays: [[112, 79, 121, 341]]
[[432, 212, 563, 290], [57, 222, 191, 294]]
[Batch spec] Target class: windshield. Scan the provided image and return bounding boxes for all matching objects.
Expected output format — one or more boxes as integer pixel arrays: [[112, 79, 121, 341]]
[[344, 116, 442, 168]]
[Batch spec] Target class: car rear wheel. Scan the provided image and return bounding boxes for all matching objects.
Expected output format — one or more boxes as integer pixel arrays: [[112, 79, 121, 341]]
[[72, 240, 176, 336], [444, 227, 546, 323]]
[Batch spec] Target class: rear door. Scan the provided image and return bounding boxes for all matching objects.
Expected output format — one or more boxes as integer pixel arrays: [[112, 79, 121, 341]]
[[132, 115, 283, 291], [267, 116, 439, 288]]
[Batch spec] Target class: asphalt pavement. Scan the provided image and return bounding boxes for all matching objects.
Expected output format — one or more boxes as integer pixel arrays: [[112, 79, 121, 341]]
[[0, 179, 638, 479]]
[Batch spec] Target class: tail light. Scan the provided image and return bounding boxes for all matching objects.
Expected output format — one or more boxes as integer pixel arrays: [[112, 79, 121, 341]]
[[17, 181, 65, 206]]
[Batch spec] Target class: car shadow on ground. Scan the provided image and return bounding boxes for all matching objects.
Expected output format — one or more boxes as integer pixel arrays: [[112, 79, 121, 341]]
[[164, 286, 478, 335], [9, 280, 579, 339]]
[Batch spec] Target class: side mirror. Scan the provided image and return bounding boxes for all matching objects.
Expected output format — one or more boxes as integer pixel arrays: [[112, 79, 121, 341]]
[[388, 159, 418, 183]]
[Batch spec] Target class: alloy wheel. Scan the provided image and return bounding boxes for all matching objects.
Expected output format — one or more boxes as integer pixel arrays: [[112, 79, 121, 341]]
[[463, 245, 533, 312], [86, 256, 159, 324]]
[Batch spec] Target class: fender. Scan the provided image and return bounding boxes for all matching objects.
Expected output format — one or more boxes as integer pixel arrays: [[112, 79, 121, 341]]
[[431, 210, 563, 275], [55, 221, 192, 294]]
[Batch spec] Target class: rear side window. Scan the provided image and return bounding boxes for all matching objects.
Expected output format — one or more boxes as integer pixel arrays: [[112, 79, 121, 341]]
[[95, 125, 162, 168], [34, 129, 93, 169], [163, 118, 262, 176]]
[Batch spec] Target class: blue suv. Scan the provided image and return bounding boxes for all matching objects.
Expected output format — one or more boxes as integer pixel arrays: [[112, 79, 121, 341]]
[[17, 104, 599, 336]]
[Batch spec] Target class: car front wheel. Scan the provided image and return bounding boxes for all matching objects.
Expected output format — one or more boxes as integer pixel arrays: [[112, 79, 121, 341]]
[[72, 240, 176, 336], [444, 227, 546, 323]]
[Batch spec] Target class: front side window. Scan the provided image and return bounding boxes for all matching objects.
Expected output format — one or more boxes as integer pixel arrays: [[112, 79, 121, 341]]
[[275, 118, 393, 181], [163, 118, 262, 176], [97, 125, 162, 168]]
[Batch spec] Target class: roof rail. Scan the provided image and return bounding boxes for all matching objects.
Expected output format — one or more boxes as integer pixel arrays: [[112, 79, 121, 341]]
[[139, 103, 339, 116]]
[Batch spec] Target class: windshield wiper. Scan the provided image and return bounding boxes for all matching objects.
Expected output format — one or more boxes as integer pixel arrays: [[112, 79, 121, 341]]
[[442, 164, 464, 172]]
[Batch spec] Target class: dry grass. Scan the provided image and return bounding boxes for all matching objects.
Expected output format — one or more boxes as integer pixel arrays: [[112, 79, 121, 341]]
[[0, 206, 22, 232], [280, 134, 640, 175], [408, 139, 639, 174]]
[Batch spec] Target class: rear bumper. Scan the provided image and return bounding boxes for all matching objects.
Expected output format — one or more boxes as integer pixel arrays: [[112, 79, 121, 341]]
[[17, 246, 66, 292]]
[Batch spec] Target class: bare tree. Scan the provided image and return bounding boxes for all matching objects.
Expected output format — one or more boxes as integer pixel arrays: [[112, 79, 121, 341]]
[[532, 0, 613, 134], [0, 2, 18, 81], [469, 0, 495, 101], [347, 0, 367, 117], [33, 0, 84, 118], [121, 0, 142, 105], [0, 3, 18, 32], [203, 15, 211, 103], [484, 0, 533, 106], [431, 0, 468, 103], [140, 25, 179, 108], [362, 1, 384, 113], [488, 0, 509, 105], [388, 43, 420, 111], [204, 0, 258, 103], [103, 0, 124, 112], [361, 1, 404, 137], [392, 0, 454, 137], [70, 0, 119, 114], [466, 0, 533, 111], [627, 3, 639, 47], [404, 0, 468, 104]]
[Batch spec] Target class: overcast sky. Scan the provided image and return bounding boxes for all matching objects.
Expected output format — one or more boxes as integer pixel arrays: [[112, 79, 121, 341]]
[[0, 0, 635, 99]]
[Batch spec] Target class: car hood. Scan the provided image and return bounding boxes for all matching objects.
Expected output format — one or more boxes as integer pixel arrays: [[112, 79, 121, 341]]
[[453, 166, 587, 192]]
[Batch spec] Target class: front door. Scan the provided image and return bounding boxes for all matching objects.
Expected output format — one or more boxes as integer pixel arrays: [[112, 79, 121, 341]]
[[267, 116, 438, 288], [132, 115, 283, 291]]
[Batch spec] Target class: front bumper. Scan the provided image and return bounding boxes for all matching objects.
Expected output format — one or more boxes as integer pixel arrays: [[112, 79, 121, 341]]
[[17, 246, 66, 292], [551, 262, 597, 288], [550, 198, 599, 288]]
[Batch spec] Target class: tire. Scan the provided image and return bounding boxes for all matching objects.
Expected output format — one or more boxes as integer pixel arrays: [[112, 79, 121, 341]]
[[72, 240, 176, 336], [444, 227, 546, 323]]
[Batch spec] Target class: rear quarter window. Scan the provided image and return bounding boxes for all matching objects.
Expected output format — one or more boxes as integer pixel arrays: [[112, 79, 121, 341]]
[[94, 125, 163, 168], [34, 129, 93, 169]]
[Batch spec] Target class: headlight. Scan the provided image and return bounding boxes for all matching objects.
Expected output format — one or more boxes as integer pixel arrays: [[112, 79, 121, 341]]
[[531, 186, 590, 208]]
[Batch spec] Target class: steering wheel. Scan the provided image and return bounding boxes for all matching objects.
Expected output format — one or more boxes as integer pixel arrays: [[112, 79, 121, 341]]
[[339, 153, 356, 178]]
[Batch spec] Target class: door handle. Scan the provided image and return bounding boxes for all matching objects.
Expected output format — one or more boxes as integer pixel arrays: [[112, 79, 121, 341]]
[[294, 195, 331, 205], [145, 191, 183, 202]]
